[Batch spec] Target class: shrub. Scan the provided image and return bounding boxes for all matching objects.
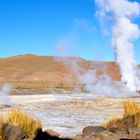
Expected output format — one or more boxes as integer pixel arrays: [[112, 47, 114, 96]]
[[124, 101, 140, 117], [0, 114, 5, 140], [102, 101, 140, 132], [7, 109, 42, 138]]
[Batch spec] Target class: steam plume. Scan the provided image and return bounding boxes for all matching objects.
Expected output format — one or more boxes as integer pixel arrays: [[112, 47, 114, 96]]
[[96, 0, 140, 91], [0, 84, 13, 106]]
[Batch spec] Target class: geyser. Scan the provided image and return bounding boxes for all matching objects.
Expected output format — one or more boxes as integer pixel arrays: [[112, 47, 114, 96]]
[[96, 0, 140, 91], [0, 84, 13, 107]]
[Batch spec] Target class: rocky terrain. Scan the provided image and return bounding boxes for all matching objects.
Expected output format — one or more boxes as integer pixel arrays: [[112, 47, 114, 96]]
[[75, 126, 140, 140]]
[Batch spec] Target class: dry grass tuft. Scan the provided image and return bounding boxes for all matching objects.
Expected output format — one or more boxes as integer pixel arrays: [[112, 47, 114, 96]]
[[0, 115, 4, 125], [8, 109, 42, 138], [102, 117, 121, 131], [0, 114, 6, 140], [124, 101, 140, 117], [102, 101, 140, 132]]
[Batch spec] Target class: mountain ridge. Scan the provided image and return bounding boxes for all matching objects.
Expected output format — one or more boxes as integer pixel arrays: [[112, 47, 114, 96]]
[[0, 54, 122, 86]]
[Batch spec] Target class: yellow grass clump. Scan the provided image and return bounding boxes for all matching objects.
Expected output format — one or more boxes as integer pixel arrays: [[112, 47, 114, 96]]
[[0, 115, 4, 125], [0, 114, 6, 140], [0, 115, 3, 140], [102, 101, 140, 132], [124, 101, 140, 117], [8, 109, 42, 138]]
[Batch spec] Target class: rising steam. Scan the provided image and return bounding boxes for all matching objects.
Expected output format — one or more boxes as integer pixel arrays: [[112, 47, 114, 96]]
[[0, 84, 13, 106], [96, 0, 140, 91]]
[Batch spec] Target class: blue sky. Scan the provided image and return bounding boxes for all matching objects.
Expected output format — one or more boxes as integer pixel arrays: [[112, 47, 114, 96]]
[[0, 0, 140, 62]]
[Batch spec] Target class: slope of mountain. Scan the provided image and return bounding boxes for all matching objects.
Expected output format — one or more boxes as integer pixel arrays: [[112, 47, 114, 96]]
[[0, 54, 121, 91]]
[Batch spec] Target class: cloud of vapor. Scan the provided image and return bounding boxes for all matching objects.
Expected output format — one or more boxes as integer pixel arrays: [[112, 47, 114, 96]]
[[96, 0, 140, 91], [0, 84, 13, 106], [72, 18, 95, 32], [54, 18, 100, 60], [54, 16, 139, 98], [55, 33, 78, 57], [80, 72, 135, 98], [55, 54, 136, 98]]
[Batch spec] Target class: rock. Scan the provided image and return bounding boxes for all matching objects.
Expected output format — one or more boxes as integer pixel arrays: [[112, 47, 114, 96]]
[[2, 123, 26, 140], [75, 126, 140, 140], [86, 133, 105, 140], [92, 133, 106, 140], [82, 126, 107, 135], [127, 128, 140, 139], [44, 129, 60, 137], [79, 133, 139, 140], [80, 126, 107, 140], [74, 134, 83, 140], [76, 133, 106, 140], [0, 104, 11, 109], [34, 128, 73, 140]]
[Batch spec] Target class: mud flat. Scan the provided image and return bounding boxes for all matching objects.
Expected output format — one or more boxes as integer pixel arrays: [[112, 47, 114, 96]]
[[1, 92, 140, 137]]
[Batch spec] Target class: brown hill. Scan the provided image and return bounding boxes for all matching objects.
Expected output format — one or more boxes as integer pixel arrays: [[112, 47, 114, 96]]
[[0, 54, 121, 91]]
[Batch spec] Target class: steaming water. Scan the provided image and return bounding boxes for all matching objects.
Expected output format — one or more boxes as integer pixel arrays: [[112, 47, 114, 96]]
[[6, 92, 126, 137]]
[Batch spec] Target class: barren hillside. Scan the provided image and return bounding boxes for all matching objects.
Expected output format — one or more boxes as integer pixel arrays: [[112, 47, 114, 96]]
[[0, 54, 122, 92]]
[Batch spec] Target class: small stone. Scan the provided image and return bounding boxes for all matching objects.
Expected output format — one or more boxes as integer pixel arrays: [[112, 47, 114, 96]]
[[90, 133, 104, 140], [2, 123, 26, 140], [82, 126, 107, 135], [44, 129, 60, 137], [127, 128, 140, 138]]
